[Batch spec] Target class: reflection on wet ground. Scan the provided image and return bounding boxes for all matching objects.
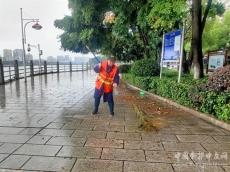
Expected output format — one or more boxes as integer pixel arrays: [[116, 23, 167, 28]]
[[0, 71, 229, 172]]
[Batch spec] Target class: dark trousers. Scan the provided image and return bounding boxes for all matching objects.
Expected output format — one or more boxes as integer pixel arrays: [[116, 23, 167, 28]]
[[94, 96, 114, 113]]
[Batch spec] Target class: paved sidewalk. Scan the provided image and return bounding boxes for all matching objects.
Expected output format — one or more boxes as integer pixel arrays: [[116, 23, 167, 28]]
[[0, 71, 229, 172]]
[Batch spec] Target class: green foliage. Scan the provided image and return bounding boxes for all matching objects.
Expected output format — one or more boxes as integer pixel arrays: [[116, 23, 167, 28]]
[[147, 0, 187, 30], [118, 65, 132, 73], [131, 59, 160, 77], [54, 0, 110, 54], [122, 68, 230, 122], [202, 10, 230, 54]]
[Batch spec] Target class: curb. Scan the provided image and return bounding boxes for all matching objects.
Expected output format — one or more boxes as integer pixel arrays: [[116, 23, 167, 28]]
[[123, 80, 230, 131]]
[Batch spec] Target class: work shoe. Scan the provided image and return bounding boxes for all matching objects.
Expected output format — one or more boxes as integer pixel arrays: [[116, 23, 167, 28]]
[[110, 112, 114, 116], [91, 110, 98, 115]]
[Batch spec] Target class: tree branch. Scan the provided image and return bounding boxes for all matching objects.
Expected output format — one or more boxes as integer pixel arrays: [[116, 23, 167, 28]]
[[201, 0, 212, 34]]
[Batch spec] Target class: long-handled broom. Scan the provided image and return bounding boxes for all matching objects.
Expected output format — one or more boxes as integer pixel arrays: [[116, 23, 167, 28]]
[[85, 43, 121, 93]]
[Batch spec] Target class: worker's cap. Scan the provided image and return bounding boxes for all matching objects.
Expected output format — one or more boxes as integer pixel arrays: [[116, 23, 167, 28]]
[[107, 54, 116, 61]]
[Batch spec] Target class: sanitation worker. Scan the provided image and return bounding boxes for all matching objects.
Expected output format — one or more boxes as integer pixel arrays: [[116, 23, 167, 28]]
[[91, 55, 119, 116]]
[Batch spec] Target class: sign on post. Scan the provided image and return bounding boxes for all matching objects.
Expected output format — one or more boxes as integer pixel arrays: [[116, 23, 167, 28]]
[[206, 49, 228, 73], [160, 21, 185, 82], [163, 29, 182, 62]]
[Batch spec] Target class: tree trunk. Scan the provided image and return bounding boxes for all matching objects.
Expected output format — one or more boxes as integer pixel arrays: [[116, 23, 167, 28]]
[[184, 0, 212, 73], [192, 0, 204, 79], [137, 25, 150, 59]]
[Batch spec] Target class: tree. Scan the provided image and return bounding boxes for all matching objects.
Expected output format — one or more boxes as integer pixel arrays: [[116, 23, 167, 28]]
[[202, 10, 230, 54], [192, 0, 204, 79], [54, 0, 110, 54], [184, 0, 226, 77]]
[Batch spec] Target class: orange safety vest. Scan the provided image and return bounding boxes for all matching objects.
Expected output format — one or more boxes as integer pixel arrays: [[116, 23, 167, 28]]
[[95, 61, 118, 93]]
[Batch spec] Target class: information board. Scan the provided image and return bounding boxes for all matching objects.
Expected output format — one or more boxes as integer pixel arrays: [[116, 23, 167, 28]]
[[163, 29, 182, 62], [208, 55, 225, 70]]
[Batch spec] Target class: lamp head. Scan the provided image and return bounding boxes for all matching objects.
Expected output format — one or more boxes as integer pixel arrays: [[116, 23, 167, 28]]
[[32, 23, 42, 30]]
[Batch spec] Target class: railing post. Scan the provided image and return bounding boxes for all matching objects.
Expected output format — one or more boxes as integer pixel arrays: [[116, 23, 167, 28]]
[[0, 59, 5, 85], [70, 62, 72, 72], [57, 61, 59, 73], [44, 61, 47, 74], [14, 60, 19, 80], [30, 60, 34, 76], [82, 62, 83, 71]]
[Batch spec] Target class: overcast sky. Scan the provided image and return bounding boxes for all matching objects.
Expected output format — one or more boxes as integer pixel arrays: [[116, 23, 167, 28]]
[[0, 0, 93, 60]]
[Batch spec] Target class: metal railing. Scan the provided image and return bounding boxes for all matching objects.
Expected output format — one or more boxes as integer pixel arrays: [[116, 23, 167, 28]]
[[0, 59, 92, 85]]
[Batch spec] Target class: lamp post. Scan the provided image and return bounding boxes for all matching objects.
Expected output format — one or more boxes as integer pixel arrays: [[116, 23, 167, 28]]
[[20, 8, 42, 82], [27, 44, 42, 73]]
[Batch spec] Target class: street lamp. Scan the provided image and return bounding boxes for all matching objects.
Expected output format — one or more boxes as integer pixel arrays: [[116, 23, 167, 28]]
[[20, 8, 42, 82], [27, 44, 42, 73]]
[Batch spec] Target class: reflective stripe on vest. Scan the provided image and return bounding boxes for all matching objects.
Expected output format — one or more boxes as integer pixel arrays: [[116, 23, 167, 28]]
[[99, 72, 114, 81], [97, 77, 113, 85]]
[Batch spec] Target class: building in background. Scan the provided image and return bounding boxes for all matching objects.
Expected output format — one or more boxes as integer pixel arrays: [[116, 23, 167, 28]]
[[25, 54, 33, 61], [74, 56, 89, 63], [13, 49, 23, 61], [57, 55, 64, 62], [47, 56, 56, 62], [64, 55, 70, 61], [3, 49, 13, 61]]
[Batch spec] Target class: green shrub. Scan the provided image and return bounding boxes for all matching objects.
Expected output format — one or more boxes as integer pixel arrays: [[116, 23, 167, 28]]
[[134, 77, 152, 91], [122, 68, 230, 122], [208, 65, 230, 93], [118, 65, 132, 73], [122, 73, 134, 85], [131, 59, 160, 77]]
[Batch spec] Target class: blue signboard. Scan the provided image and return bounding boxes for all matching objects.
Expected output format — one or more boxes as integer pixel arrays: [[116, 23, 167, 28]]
[[163, 29, 182, 61]]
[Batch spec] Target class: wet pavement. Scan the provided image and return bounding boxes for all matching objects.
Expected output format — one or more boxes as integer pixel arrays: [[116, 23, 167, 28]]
[[0, 70, 229, 172]]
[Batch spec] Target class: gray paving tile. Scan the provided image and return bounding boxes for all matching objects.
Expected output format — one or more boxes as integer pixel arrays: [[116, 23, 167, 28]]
[[173, 164, 225, 172], [0, 155, 31, 169], [0, 134, 32, 143], [158, 128, 191, 134], [107, 132, 141, 140], [61, 123, 94, 130], [145, 150, 193, 164], [223, 166, 230, 172], [46, 136, 86, 146], [163, 142, 206, 152], [53, 117, 83, 124], [37, 129, 74, 136], [21, 156, 75, 171], [110, 121, 138, 126], [176, 135, 217, 143], [18, 128, 42, 135], [45, 122, 65, 129], [72, 159, 122, 172], [93, 125, 124, 132], [213, 136, 230, 143], [190, 152, 230, 165], [0, 154, 9, 162], [14, 144, 61, 156], [81, 119, 110, 125], [101, 148, 145, 161], [71, 130, 107, 139], [124, 140, 164, 150], [57, 146, 102, 158], [125, 126, 146, 133], [201, 143, 230, 152], [188, 128, 226, 135], [124, 161, 174, 172], [0, 127, 25, 134], [0, 143, 22, 154], [141, 133, 178, 142], [85, 138, 123, 148], [27, 136, 52, 144]]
